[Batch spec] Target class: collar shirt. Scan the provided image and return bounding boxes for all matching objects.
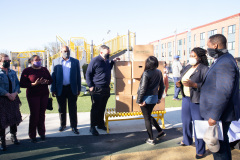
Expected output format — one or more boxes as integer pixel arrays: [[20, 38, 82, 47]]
[[62, 58, 71, 85]]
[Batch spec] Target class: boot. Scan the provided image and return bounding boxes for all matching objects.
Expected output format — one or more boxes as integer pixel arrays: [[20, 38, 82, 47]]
[[11, 134, 20, 145], [0, 136, 7, 151]]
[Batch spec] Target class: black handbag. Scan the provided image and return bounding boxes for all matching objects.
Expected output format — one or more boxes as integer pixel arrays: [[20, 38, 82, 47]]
[[47, 94, 53, 110]]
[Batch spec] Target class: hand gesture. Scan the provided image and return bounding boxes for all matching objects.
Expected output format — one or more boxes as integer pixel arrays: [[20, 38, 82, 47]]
[[182, 79, 196, 88], [113, 57, 120, 61], [139, 101, 146, 107], [5, 93, 14, 101], [10, 92, 17, 101], [176, 80, 181, 88], [89, 87, 94, 92], [52, 92, 56, 97], [41, 79, 49, 84], [208, 118, 216, 126], [31, 78, 43, 86]]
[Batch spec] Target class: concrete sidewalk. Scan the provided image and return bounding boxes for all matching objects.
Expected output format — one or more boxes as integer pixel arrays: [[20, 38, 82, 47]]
[[2, 107, 240, 160], [5, 107, 181, 140]]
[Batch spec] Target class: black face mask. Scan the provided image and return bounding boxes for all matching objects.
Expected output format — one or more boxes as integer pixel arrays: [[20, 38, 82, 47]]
[[207, 48, 226, 59], [104, 54, 110, 60], [2, 61, 10, 68]]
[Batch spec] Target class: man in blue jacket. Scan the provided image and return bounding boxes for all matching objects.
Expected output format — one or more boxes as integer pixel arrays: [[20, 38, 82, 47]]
[[200, 34, 240, 160], [51, 46, 81, 134], [86, 45, 119, 136]]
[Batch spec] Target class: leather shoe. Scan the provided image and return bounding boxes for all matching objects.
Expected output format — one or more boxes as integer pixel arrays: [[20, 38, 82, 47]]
[[40, 135, 45, 140], [31, 138, 37, 143], [59, 126, 66, 132], [196, 154, 204, 159], [72, 128, 79, 134], [179, 141, 187, 146], [90, 126, 99, 136], [97, 125, 107, 131]]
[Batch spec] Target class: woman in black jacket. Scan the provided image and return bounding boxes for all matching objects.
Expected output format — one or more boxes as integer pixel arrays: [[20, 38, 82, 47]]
[[137, 56, 165, 145], [176, 47, 209, 159]]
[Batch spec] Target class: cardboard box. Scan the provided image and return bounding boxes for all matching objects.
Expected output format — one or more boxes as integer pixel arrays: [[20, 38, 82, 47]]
[[115, 61, 132, 78], [132, 61, 145, 78], [132, 95, 165, 112], [115, 78, 132, 95], [133, 45, 154, 61], [132, 95, 141, 112], [132, 78, 141, 95], [115, 95, 133, 112]]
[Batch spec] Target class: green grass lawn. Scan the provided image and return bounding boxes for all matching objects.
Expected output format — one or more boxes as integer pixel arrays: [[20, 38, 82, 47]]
[[19, 82, 182, 114]]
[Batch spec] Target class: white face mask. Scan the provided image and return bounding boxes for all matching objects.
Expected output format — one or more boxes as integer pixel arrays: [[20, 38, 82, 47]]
[[189, 58, 197, 66]]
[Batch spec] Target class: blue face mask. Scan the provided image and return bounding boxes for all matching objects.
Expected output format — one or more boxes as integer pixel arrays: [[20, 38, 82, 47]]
[[33, 61, 41, 67]]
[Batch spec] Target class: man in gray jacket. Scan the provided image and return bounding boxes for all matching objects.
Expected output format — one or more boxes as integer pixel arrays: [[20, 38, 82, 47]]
[[172, 55, 182, 100]]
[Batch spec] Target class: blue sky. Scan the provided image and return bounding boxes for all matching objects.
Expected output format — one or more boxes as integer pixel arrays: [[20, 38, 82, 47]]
[[0, 0, 240, 52]]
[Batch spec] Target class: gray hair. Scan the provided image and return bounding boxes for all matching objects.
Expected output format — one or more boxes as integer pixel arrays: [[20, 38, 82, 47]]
[[0, 53, 9, 62]]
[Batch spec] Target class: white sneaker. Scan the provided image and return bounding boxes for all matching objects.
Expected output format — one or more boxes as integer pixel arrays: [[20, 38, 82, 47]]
[[145, 138, 155, 145]]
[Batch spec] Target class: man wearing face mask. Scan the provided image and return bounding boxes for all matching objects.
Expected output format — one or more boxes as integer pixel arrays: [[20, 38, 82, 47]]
[[200, 34, 240, 160], [176, 47, 209, 159], [86, 45, 119, 136], [51, 46, 81, 134]]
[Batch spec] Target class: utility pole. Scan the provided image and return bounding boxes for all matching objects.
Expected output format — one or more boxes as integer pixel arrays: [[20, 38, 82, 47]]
[[90, 40, 93, 61], [174, 29, 177, 56]]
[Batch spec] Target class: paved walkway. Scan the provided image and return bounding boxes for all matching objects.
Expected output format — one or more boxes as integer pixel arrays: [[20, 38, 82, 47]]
[[2, 107, 240, 160]]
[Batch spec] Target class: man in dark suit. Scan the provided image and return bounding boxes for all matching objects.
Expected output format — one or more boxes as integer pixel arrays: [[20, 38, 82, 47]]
[[200, 34, 240, 160], [51, 46, 81, 134]]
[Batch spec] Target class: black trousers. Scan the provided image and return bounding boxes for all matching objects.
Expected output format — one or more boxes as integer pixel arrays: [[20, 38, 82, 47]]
[[90, 87, 110, 127], [140, 104, 162, 140], [0, 124, 17, 137], [56, 85, 78, 128]]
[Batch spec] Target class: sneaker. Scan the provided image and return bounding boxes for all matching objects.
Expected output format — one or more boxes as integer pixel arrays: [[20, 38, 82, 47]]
[[145, 138, 155, 145], [172, 98, 181, 101], [156, 131, 166, 140]]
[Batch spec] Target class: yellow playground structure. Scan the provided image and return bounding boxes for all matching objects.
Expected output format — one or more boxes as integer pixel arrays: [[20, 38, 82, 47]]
[[10, 31, 136, 76]]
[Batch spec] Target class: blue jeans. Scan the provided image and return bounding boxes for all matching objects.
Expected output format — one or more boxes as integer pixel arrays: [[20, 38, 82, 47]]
[[182, 97, 205, 155], [173, 77, 181, 99], [213, 122, 231, 160]]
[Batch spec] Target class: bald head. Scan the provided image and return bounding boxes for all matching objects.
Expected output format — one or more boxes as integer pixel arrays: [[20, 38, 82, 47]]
[[61, 46, 70, 59], [61, 46, 70, 53]]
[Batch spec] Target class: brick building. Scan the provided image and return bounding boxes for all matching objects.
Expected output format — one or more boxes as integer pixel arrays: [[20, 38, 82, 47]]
[[150, 13, 240, 68]]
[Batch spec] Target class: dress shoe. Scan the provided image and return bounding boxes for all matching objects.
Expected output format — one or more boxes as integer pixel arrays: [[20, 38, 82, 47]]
[[97, 125, 107, 131], [90, 126, 99, 136], [40, 135, 46, 141], [196, 154, 204, 159], [72, 128, 79, 134], [0, 136, 7, 151], [11, 134, 20, 145], [31, 138, 37, 143], [59, 126, 66, 132], [179, 141, 187, 146]]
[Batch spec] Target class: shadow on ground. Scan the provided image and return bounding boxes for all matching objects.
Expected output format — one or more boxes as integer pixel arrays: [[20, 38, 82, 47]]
[[0, 128, 183, 160]]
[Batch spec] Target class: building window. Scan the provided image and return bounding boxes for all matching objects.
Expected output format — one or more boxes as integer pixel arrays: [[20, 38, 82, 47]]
[[184, 50, 186, 56], [211, 29, 217, 35], [169, 51, 172, 57], [228, 41, 235, 50], [168, 42, 171, 48], [189, 36, 191, 42], [228, 25, 236, 34], [194, 34, 196, 41], [177, 50, 180, 55], [178, 39, 182, 45], [189, 48, 191, 54], [184, 38, 185, 45], [156, 45, 158, 50], [162, 44, 164, 49], [173, 41, 175, 48], [200, 46, 205, 49], [222, 27, 224, 34], [200, 32, 205, 40], [162, 52, 164, 57]]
